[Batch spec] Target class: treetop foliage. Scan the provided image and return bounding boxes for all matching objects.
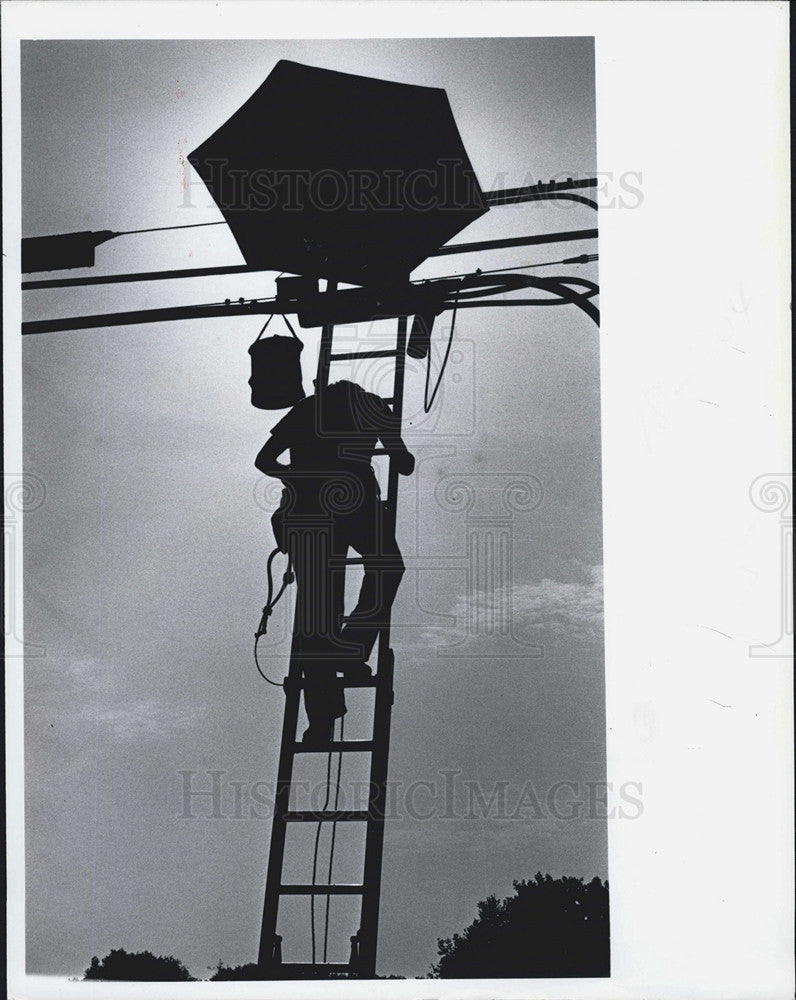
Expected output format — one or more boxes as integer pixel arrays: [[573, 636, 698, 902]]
[[83, 948, 195, 981], [431, 872, 609, 979]]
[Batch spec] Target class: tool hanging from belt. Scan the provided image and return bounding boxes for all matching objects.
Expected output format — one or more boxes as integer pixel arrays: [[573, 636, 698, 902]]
[[254, 544, 294, 687], [256, 537, 294, 637]]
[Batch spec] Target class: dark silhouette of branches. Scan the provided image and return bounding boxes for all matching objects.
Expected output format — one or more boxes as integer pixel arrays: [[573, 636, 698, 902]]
[[82, 948, 195, 981], [209, 962, 263, 981], [82, 875, 609, 985], [82, 950, 404, 981], [431, 873, 609, 978]]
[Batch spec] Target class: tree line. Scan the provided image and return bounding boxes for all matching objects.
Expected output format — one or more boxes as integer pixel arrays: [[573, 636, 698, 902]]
[[83, 873, 609, 980]]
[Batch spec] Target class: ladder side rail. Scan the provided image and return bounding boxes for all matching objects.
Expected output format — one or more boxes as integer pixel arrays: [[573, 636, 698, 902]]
[[258, 656, 303, 965], [384, 315, 409, 523], [356, 651, 395, 976], [355, 315, 408, 976], [260, 306, 407, 977], [261, 280, 337, 969], [316, 279, 338, 388]]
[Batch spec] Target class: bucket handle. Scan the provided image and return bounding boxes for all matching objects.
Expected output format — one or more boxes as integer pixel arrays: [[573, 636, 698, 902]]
[[254, 313, 301, 343]]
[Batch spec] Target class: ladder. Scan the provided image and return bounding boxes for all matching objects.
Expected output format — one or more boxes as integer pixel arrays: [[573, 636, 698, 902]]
[[257, 302, 409, 979]]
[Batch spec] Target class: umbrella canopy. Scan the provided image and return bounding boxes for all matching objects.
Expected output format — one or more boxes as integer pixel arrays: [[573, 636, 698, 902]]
[[188, 60, 488, 288]]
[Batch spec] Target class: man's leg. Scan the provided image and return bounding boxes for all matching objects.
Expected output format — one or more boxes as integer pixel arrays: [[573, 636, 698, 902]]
[[338, 491, 405, 664], [288, 518, 346, 740]]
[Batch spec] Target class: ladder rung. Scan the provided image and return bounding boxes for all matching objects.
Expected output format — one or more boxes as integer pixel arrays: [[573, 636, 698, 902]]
[[293, 674, 382, 689], [339, 675, 381, 688], [329, 349, 400, 361], [292, 739, 375, 753], [279, 883, 365, 895], [332, 556, 404, 566], [283, 809, 370, 822], [340, 614, 396, 624]]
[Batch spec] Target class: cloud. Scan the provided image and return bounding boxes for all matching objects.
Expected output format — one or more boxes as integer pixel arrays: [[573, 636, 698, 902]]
[[508, 564, 604, 643], [83, 699, 206, 744], [26, 646, 209, 744], [446, 564, 604, 646]]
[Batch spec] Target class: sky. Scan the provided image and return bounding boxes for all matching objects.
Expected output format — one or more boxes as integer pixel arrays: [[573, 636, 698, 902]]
[[21, 37, 603, 980]]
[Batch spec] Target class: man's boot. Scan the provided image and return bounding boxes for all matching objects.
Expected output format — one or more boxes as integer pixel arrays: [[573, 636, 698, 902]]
[[302, 718, 335, 746]]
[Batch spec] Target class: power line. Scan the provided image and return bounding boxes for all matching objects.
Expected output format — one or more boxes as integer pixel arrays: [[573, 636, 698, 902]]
[[20, 222, 226, 274], [22, 269, 599, 336], [430, 228, 598, 257], [21, 177, 600, 283], [22, 250, 597, 295], [488, 191, 598, 209], [441, 253, 598, 279], [22, 177, 598, 257], [117, 220, 224, 236], [22, 263, 261, 291], [483, 177, 597, 204], [22, 230, 598, 291]]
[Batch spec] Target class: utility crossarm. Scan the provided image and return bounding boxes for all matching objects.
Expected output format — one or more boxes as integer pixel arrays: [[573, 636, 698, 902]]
[[21, 227, 598, 299], [22, 300, 281, 336], [21, 269, 599, 336]]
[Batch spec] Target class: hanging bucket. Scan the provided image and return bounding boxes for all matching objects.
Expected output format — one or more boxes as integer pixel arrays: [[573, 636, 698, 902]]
[[248, 315, 305, 410]]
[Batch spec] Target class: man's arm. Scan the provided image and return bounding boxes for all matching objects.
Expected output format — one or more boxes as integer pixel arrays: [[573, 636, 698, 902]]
[[255, 433, 290, 478], [374, 399, 414, 476], [385, 436, 415, 476]]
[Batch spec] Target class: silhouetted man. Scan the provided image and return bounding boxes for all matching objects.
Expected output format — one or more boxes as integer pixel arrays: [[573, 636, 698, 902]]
[[256, 379, 414, 743]]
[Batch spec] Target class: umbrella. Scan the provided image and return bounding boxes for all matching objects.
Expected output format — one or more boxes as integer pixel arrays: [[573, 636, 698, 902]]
[[188, 60, 488, 288]]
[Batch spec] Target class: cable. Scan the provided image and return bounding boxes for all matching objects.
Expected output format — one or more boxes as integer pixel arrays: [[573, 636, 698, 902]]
[[562, 253, 599, 265], [452, 283, 600, 325], [440, 271, 600, 317], [46, 185, 597, 241], [418, 257, 584, 283], [423, 286, 460, 413], [422, 268, 596, 412], [23, 265, 600, 336], [253, 637, 285, 687], [311, 729, 336, 965], [486, 190, 598, 210], [309, 711, 345, 965], [253, 548, 294, 687], [116, 220, 225, 236], [479, 253, 598, 275], [323, 715, 344, 963], [30, 183, 599, 245], [412, 252, 598, 285]]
